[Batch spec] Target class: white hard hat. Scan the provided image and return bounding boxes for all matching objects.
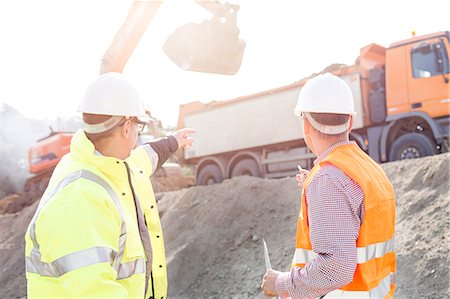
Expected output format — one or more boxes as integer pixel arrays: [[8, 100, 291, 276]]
[[294, 73, 355, 115], [79, 72, 150, 134], [294, 73, 355, 135], [79, 72, 149, 118]]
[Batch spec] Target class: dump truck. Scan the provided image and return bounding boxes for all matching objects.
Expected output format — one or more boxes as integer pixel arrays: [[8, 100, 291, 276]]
[[178, 31, 450, 185], [24, 0, 246, 192]]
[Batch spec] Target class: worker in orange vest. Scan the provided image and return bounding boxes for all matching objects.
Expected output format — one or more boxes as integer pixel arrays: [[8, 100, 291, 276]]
[[261, 73, 396, 298]]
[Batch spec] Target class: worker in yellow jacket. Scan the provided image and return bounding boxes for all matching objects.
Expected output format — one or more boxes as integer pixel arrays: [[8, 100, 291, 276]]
[[261, 73, 395, 298], [25, 72, 195, 298]]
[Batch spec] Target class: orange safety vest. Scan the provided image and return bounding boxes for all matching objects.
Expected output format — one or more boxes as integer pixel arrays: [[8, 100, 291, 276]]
[[294, 143, 396, 298]]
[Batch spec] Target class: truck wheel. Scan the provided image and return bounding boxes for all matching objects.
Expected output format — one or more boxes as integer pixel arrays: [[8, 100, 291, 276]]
[[231, 158, 261, 177], [389, 133, 437, 161], [196, 164, 223, 185]]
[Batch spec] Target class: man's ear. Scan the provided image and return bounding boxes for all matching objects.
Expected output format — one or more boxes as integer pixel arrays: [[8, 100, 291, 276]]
[[120, 119, 132, 138], [302, 117, 310, 134], [348, 114, 354, 133]]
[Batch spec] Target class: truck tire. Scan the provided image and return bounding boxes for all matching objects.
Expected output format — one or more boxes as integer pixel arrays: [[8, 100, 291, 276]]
[[389, 133, 437, 161], [231, 158, 261, 178], [196, 164, 223, 185]]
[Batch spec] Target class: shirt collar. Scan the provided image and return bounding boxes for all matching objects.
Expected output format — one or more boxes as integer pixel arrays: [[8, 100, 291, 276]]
[[313, 140, 356, 165]]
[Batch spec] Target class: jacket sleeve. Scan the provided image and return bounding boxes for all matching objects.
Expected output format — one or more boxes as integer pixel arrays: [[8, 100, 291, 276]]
[[148, 135, 178, 170], [127, 136, 178, 176], [26, 183, 129, 298]]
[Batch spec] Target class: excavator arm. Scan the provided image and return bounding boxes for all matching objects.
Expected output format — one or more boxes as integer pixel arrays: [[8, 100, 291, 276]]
[[101, 0, 245, 75], [101, 1, 162, 74]]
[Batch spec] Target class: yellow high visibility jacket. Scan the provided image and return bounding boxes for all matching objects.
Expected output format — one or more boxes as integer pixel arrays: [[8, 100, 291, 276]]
[[25, 130, 167, 299], [294, 143, 396, 298]]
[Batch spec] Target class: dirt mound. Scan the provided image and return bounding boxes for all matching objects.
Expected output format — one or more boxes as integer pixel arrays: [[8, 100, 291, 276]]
[[0, 203, 36, 299], [0, 153, 448, 298], [0, 191, 43, 215], [151, 175, 196, 193], [382, 153, 450, 298], [159, 175, 299, 299], [0, 176, 16, 199]]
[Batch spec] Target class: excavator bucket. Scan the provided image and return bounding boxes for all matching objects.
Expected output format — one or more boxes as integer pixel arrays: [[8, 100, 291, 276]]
[[163, 2, 245, 75]]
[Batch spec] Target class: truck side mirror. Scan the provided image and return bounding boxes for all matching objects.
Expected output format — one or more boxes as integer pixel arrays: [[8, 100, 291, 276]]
[[434, 42, 445, 73], [432, 40, 449, 83]]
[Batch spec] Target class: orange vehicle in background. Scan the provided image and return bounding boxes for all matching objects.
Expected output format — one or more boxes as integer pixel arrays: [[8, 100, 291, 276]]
[[25, 132, 72, 192], [178, 31, 450, 185], [367, 31, 449, 161]]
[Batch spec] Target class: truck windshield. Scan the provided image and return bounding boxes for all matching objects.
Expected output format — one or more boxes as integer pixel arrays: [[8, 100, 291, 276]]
[[411, 41, 449, 78]]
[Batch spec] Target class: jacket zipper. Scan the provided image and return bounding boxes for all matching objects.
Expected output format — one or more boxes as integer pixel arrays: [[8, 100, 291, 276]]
[[124, 162, 156, 299]]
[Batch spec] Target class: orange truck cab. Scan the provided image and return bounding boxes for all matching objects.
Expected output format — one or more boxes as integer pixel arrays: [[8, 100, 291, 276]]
[[359, 31, 449, 162]]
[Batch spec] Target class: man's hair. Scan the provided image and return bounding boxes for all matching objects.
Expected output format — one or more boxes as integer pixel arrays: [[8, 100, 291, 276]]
[[308, 112, 350, 138], [83, 113, 122, 143]]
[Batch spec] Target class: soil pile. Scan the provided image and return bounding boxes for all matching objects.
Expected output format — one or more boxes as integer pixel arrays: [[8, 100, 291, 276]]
[[0, 203, 36, 298], [0, 153, 448, 299], [152, 175, 196, 194], [383, 153, 449, 298]]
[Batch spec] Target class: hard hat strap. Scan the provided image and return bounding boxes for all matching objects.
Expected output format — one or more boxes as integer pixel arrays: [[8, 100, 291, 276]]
[[84, 116, 123, 134], [303, 112, 350, 135]]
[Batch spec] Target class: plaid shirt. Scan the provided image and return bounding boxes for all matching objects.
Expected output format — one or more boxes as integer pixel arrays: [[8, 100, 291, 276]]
[[275, 141, 364, 299]]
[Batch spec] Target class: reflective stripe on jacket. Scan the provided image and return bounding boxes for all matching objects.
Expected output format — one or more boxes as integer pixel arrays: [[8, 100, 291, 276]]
[[294, 143, 396, 299], [25, 129, 167, 299]]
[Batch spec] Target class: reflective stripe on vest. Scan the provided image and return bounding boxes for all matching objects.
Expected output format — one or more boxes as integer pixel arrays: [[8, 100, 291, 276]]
[[323, 273, 394, 299], [26, 170, 144, 279], [357, 237, 395, 264], [293, 236, 395, 265]]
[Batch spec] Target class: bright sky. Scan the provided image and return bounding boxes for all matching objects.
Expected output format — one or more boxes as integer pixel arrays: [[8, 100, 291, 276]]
[[1, 0, 449, 127]]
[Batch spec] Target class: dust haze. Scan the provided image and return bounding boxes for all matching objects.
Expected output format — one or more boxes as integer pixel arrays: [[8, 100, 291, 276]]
[[0, 103, 82, 197]]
